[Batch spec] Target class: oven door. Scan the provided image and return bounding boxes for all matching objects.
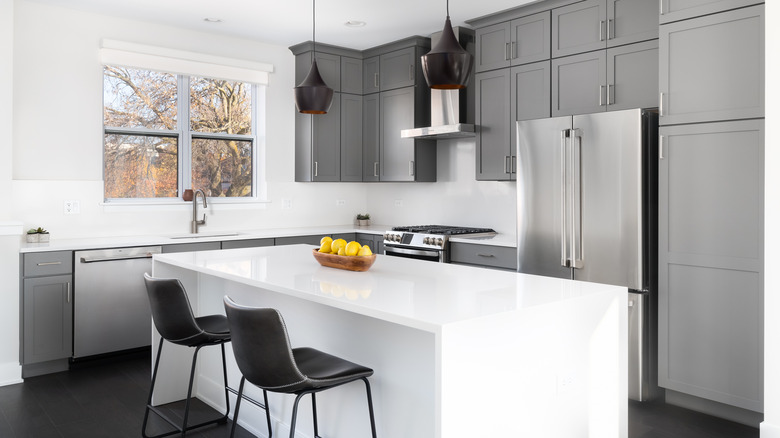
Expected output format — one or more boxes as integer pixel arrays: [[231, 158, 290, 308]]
[[384, 245, 445, 263]]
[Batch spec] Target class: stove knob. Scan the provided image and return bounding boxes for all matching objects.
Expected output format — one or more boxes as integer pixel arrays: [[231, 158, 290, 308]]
[[436, 238, 444, 246], [423, 237, 430, 244], [383, 233, 388, 240], [394, 234, 401, 242]]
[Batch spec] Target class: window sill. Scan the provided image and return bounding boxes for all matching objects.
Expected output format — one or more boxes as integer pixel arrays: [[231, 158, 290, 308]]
[[100, 198, 271, 212]]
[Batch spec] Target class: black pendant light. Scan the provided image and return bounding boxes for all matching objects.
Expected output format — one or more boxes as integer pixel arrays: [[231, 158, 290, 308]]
[[421, 0, 473, 89], [294, 0, 334, 114]]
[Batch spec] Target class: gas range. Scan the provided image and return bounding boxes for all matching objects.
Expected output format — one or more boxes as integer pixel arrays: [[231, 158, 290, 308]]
[[383, 225, 497, 262]]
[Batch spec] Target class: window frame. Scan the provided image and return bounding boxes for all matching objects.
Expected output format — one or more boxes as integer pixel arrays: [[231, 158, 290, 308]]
[[102, 69, 266, 204]]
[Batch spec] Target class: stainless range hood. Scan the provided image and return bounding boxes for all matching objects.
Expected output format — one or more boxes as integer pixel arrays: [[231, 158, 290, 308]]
[[401, 27, 475, 140]]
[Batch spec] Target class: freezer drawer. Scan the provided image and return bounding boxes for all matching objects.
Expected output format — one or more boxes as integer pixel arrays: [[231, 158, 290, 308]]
[[73, 246, 161, 358]]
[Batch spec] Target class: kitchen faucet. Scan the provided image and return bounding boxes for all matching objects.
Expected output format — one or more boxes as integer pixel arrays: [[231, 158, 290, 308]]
[[191, 189, 207, 233]]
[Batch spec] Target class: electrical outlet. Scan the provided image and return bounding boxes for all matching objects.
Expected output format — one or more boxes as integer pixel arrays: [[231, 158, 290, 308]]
[[336, 199, 346, 206], [64, 200, 80, 215], [394, 199, 403, 207], [282, 198, 293, 210]]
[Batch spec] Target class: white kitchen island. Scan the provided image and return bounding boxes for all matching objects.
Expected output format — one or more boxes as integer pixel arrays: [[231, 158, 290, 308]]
[[151, 244, 627, 438]]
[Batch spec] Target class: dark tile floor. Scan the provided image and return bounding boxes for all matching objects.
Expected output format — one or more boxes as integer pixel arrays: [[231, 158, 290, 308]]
[[0, 350, 762, 438]]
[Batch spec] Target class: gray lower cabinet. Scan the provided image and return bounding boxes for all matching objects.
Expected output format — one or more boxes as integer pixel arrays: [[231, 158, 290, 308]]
[[221, 238, 274, 249], [355, 233, 385, 255], [659, 5, 764, 125], [552, 0, 658, 58], [363, 56, 380, 94], [658, 119, 764, 412], [450, 243, 517, 271], [340, 94, 363, 181], [552, 39, 658, 116], [379, 87, 436, 182], [23, 275, 73, 367], [295, 94, 341, 182], [474, 11, 551, 73], [275, 235, 323, 246], [363, 94, 380, 181], [660, 0, 763, 24], [341, 56, 363, 95], [161, 242, 220, 253], [475, 69, 512, 181]]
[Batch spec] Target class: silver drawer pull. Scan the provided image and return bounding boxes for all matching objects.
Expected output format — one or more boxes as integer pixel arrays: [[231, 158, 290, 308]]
[[477, 253, 496, 258], [37, 261, 62, 266]]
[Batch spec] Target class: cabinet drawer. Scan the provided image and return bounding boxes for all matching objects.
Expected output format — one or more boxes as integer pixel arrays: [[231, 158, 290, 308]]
[[24, 251, 73, 277], [450, 243, 517, 270]]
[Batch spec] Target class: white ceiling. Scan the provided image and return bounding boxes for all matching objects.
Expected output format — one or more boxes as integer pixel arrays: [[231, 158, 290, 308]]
[[26, 0, 538, 50]]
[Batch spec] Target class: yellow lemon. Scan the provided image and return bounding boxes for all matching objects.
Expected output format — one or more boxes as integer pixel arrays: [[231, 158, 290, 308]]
[[318, 240, 332, 253], [358, 245, 373, 256], [320, 236, 333, 246], [331, 238, 347, 254], [337, 246, 346, 256], [345, 241, 361, 256]]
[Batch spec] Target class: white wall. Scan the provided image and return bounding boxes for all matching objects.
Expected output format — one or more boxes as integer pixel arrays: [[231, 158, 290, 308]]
[[762, 2, 779, 437]]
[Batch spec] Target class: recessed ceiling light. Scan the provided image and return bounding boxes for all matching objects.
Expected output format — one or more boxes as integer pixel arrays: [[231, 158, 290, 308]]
[[344, 20, 366, 28], [203, 18, 223, 23]]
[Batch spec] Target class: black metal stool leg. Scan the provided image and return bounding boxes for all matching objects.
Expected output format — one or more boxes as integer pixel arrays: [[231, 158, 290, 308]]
[[263, 389, 272, 438], [220, 343, 230, 423], [180, 344, 204, 437], [289, 392, 307, 438], [230, 377, 246, 438], [362, 377, 378, 438], [142, 337, 165, 438], [311, 392, 320, 438]]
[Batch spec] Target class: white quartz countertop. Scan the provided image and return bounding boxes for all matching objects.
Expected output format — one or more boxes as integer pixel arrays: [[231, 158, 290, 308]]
[[20, 224, 517, 253], [153, 244, 623, 332]]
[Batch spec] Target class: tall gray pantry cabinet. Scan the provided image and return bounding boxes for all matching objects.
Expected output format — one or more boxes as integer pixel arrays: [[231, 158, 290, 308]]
[[657, 2, 765, 419]]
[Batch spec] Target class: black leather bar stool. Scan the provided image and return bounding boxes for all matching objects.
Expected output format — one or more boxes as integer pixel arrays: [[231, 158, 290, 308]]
[[223, 296, 378, 438], [142, 273, 231, 438]]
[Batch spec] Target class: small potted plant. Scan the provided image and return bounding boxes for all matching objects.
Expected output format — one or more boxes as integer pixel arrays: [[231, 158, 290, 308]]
[[26, 227, 49, 243], [355, 214, 371, 227]]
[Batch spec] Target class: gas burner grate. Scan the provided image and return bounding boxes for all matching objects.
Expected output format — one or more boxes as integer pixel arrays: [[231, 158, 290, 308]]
[[392, 225, 496, 235]]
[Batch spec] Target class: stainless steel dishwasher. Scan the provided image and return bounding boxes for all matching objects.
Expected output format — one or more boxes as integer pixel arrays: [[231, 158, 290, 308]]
[[73, 246, 162, 358]]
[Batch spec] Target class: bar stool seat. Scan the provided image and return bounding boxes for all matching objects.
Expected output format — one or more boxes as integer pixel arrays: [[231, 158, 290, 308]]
[[142, 273, 232, 438], [224, 296, 377, 438]]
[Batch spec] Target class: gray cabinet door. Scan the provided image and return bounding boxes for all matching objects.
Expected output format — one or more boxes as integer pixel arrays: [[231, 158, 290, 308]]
[[275, 235, 322, 246], [475, 21, 511, 72], [510, 11, 551, 66], [380, 87, 416, 181], [311, 94, 341, 181], [162, 242, 221, 253], [340, 56, 363, 95], [23, 275, 72, 364], [475, 69, 512, 181], [659, 5, 764, 125], [552, 0, 607, 58], [362, 94, 380, 181], [380, 47, 416, 90], [363, 56, 380, 94], [221, 238, 274, 249], [340, 94, 363, 182], [295, 52, 340, 92], [511, 61, 551, 123], [658, 120, 764, 412], [606, 40, 658, 111], [552, 50, 606, 116], [607, 0, 659, 47], [660, 0, 762, 24]]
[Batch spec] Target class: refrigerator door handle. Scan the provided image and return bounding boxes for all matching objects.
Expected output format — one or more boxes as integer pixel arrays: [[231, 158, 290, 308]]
[[560, 129, 569, 267], [571, 128, 584, 269]]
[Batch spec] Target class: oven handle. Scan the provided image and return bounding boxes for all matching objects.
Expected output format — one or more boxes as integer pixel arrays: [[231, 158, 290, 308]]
[[384, 245, 441, 258]]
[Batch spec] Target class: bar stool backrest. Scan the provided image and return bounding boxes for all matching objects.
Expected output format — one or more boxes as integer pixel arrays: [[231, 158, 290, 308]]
[[223, 296, 307, 391], [143, 273, 204, 346]]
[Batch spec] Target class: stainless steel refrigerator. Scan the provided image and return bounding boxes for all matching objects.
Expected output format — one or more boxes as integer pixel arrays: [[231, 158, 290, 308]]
[[515, 108, 658, 401]]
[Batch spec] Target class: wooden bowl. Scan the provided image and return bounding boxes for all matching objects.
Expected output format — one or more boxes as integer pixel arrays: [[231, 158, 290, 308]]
[[312, 248, 377, 272]]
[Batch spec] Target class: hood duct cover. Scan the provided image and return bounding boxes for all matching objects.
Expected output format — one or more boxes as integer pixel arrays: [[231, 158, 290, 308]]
[[401, 27, 475, 140]]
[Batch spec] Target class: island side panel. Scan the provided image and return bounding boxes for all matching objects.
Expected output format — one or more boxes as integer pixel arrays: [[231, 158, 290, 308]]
[[184, 267, 437, 438], [439, 285, 628, 438]]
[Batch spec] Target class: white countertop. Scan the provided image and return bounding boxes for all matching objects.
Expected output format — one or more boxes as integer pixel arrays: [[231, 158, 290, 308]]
[[153, 244, 622, 332], [20, 224, 517, 253]]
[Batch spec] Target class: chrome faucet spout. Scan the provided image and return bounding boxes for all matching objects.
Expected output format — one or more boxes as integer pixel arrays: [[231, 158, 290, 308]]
[[191, 189, 208, 234]]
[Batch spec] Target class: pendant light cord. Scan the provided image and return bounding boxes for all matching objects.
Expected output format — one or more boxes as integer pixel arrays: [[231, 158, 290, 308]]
[[446, 0, 450, 19], [311, 0, 316, 61]]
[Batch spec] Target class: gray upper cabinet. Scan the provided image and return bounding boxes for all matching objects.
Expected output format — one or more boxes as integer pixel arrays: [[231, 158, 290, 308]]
[[363, 94, 380, 181], [475, 11, 551, 73], [340, 93, 363, 181], [295, 52, 341, 92], [295, 95, 341, 182], [658, 119, 764, 412], [363, 56, 380, 94], [552, 0, 607, 58], [379, 87, 436, 182], [607, 0, 659, 47], [475, 69, 513, 181], [511, 61, 552, 122], [379, 47, 416, 90], [553, 40, 658, 116], [341, 56, 363, 95], [660, 0, 763, 24], [659, 5, 764, 125]]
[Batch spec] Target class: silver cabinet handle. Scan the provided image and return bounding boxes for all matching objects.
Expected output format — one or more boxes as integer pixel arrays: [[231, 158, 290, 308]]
[[599, 20, 605, 41], [599, 85, 605, 106], [314, 161, 318, 177], [374, 161, 379, 177], [659, 135, 665, 160], [67, 282, 71, 303], [560, 129, 568, 267], [571, 129, 583, 269], [477, 253, 496, 258], [504, 155, 511, 174], [511, 155, 517, 174], [608, 84, 614, 105], [37, 261, 62, 266], [409, 64, 413, 81], [409, 161, 415, 176], [505, 42, 510, 61], [608, 19, 614, 40], [510, 42, 516, 60], [374, 72, 379, 88], [659, 92, 665, 116], [659, 0, 664, 15]]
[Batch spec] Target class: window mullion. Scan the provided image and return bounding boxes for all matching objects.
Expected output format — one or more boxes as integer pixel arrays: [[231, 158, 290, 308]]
[[179, 75, 192, 195]]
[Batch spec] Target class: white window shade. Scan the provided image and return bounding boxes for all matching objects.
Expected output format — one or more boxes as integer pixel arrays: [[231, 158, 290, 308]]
[[100, 39, 273, 85]]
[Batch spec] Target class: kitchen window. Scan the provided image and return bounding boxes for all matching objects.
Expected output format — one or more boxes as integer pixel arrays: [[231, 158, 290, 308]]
[[103, 66, 263, 201]]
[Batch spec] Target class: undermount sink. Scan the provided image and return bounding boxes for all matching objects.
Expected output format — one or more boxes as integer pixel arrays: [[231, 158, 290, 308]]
[[168, 232, 241, 239]]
